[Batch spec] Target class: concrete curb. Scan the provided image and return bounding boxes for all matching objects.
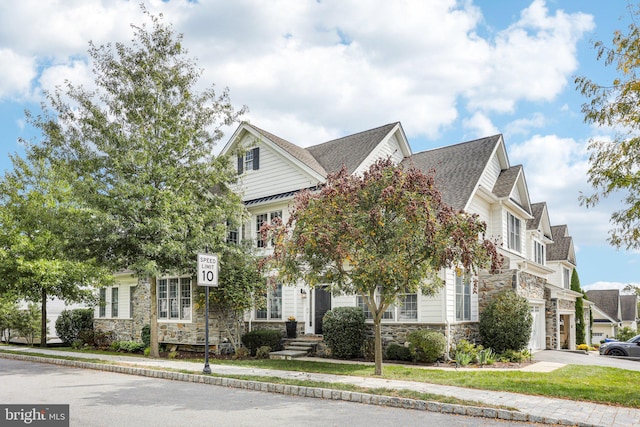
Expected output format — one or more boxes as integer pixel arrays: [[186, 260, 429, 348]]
[[0, 352, 596, 427]]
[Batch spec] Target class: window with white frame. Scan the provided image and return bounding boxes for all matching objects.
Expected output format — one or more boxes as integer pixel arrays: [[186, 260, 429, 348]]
[[256, 210, 281, 248], [455, 273, 471, 321], [157, 277, 191, 321], [507, 212, 521, 252], [256, 284, 282, 320], [130, 286, 134, 318], [563, 267, 571, 289], [111, 287, 119, 318], [237, 147, 260, 174], [533, 240, 545, 265], [356, 288, 395, 320], [398, 294, 418, 321], [99, 288, 106, 318]]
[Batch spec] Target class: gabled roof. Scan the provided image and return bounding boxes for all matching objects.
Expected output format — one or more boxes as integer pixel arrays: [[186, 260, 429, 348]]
[[404, 135, 502, 211], [307, 122, 401, 174], [547, 225, 576, 265], [250, 125, 327, 176], [527, 202, 545, 230], [586, 289, 621, 322], [621, 295, 638, 322]]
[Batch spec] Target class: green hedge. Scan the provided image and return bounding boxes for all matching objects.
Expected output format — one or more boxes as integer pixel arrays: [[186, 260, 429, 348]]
[[55, 308, 94, 345], [322, 307, 366, 359], [407, 330, 446, 363], [479, 290, 532, 353], [241, 329, 282, 356]]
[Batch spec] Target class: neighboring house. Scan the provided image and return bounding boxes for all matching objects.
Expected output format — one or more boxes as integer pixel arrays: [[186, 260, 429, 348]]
[[620, 295, 638, 330], [94, 121, 583, 352]]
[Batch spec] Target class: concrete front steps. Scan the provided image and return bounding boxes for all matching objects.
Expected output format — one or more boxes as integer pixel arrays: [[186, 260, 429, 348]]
[[269, 337, 321, 360]]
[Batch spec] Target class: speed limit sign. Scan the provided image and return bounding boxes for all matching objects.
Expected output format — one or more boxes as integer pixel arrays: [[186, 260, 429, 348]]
[[197, 253, 219, 287]]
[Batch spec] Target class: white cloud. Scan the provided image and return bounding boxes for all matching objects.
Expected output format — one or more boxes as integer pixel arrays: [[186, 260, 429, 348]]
[[583, 281, 640, 292], [504, 113, 546, 136], [0, 49, 36, 99], [463, 112, 499, 138]]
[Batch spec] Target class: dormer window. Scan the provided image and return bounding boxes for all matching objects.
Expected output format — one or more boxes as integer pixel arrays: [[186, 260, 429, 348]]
[[237, 147, 260, 174]]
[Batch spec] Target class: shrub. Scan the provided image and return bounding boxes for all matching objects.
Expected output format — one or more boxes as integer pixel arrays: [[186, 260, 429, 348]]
[[479, 290, 532, 354], [455, 350, 472, 366], [453, 339, 481, 363], [141, 324, 151, 348], [111, 340, 145, 353], [255, 345, 272, 359], [241, 329, 282, 356], [477, 348, 495, 366], [55, 308, 94, 345], [385, 343, 412, 361], [498, 349, 526, 363], [615, 326, 637, 342], [406, 330, 446, 363], [322, 307, 366, 359], [79, 329, 114, 349]]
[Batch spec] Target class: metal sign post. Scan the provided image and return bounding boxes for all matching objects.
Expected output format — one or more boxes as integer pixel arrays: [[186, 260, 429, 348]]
[[198, 252, 219, 374]]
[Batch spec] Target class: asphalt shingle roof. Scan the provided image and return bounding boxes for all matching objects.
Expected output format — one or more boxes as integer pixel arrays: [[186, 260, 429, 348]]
[[621, 294, 638, 322], [403, 135, 501, 211], [527, 202, 546, 230], [547, 225, 576, 265], [307, 123, 400, 174], [586, 289, 621, 322]]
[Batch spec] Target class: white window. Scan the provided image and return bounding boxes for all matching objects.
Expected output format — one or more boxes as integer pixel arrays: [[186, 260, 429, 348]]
[[129, 286, 134, 318], [398, 294, 418, 321], [99, 288, 106, 318], [456, 273, 471, 321], [157, 277, 191, 321], [533, 240, 545, 265], [111, 288, 119, 318], [256, 284, 282, 320], [238, 147, 260, 173], [563, 267, 571, 289], [256, 210, 281, 248], [507, 212, 521, 252]]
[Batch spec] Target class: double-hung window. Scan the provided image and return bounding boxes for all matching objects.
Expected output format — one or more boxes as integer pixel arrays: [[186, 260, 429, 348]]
[[157, 277, 191, 321], [398, 294, 418, 321], [507, 212, 521, 252], [237, 147, 260, 174], [256, 284, 282, 320], [111, 288, 119, 318], [99, 288, 106, 318], [256, 210, 282, 248], [533, 240, 545, 265], [455, 273, 471, 321], [356, 289, 394, 320]]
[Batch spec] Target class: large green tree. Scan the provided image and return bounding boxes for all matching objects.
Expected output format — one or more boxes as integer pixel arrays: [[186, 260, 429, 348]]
[[571, 269, 586, 345], [264, 158, 502, 375], [575, 5, 640, 250], [26, 8, 246, 356], [0, 154, 112, 347]]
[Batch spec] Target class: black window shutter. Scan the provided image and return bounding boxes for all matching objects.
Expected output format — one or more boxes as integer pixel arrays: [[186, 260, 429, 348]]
[[237, 154, 243, 174], [252, 147, 260, 170]]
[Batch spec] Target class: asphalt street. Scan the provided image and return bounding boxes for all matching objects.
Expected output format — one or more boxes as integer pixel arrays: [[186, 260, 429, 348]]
[[0, 358, 538, 427]]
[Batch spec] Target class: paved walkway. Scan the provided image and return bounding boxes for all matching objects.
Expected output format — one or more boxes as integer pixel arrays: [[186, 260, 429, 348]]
[[1, 346, 638, 426]]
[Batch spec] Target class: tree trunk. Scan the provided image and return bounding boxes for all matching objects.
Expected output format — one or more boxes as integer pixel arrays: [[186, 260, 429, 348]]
[[40, 288, 47, 348], [149, 276, 159, 358], [374, 318, 383, 375]]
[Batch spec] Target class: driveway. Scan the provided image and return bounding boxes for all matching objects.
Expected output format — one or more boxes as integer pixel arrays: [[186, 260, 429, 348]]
[[533, 349, 640, 371]]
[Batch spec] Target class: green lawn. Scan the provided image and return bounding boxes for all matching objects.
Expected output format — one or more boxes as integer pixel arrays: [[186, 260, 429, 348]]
[[4, 346, 639, 408]]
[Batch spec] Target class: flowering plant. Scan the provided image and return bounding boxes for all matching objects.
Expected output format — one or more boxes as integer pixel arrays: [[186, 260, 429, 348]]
[[287, 316, 296, 322]]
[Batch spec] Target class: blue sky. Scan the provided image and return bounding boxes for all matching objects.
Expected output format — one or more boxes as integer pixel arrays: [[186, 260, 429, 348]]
[[0, 0, 637, 291]]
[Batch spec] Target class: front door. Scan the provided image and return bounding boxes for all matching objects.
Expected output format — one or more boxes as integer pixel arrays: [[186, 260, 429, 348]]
[[314, 287, 331, 334]]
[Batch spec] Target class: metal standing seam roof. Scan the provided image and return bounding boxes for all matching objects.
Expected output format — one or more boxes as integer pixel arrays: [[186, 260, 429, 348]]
[[402, 135, 502, 211]]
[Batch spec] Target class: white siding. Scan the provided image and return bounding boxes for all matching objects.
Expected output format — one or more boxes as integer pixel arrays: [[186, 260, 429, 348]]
[[354, 132, 405, 175], [510, 184, 523, 206], [235, 135, 320, 201], [94, 275, 137, 319], [479, 154, 501, 191]]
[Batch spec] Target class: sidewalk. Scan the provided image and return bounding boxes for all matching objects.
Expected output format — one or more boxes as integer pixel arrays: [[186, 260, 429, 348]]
[[1, 346, 638, 427]]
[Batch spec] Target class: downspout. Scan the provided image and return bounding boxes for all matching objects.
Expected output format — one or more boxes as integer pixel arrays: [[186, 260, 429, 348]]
[[444, 271, 451, 361]]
